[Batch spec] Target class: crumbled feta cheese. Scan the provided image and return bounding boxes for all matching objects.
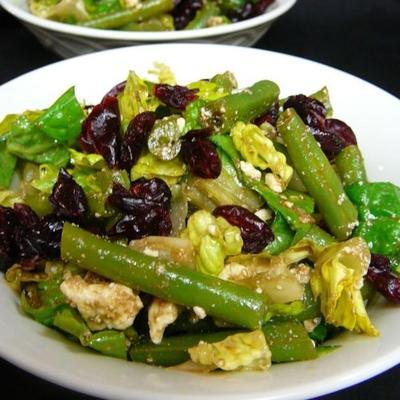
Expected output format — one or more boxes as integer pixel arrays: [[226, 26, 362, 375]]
[[142, 247, 159, 258], [123, 0, 139, 7], [289, 263, 311, 284], [219, 262, 250, 281], [303, 317, 321, 333], [60, 275, 143, 331], [254, 208, 273, 222], [240, 161, 262, 181], [264, 173, 284, 193], [148, 298, 180, 344], [193, 306, 207, 320]]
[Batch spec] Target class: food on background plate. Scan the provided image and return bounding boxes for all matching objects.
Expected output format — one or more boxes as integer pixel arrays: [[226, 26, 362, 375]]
[[28, 0, 276, 31], [0, 63, 399, 373]]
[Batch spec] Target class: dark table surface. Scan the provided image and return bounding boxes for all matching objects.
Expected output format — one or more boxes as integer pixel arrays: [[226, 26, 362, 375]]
[[0, 0, 399, 399]]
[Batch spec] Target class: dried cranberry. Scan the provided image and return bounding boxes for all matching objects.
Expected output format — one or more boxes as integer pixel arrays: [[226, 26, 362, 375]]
[[13, 203, 39, 227], [130, 178, 171, 209], [229, 3, 253, 22], [80, 95, 120, 167], [172, 0, 203, 30], [108, 207, 172, 240], [153, 84, 198, 110], [311, 129, 347, 160], [181, 129, 221, 179], [324, 118, 357, 146], [119, 111, 156, 171], [284, 94, 326, 130], [108, 179, 171, 213], [367, 254, 400, 304], [213, 205, 274, 253], [253, 103, 279, 127], [49, 169, 88, 222], [107, 178, 172, 240]]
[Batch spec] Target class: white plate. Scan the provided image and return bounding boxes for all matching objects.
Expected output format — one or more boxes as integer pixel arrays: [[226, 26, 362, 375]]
[[0, 44, 399, 400], [0, 0, 296, 57]]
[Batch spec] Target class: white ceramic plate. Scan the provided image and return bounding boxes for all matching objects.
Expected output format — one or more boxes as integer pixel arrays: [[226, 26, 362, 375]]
[[0, 44, 399, 400], [0, 0, 296, 57]]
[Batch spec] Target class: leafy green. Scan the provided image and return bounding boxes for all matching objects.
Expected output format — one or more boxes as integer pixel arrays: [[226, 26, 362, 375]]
[[0, 142, 17, 189], [264, 213, 294, 256], [0, 190, 23, 207], [7, 115, 69, 167], [29, 0, 89, 22], [35, 87, 85, 144], [83, 0, 122, 16], [69, 148, 105, 170]]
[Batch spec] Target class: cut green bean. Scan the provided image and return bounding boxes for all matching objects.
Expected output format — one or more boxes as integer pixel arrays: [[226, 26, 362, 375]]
[[185, 2, 222, 30], [335, 144, 368, 186], [277, 109, 358, 240], [61, 223, 267, 330], [80, 0, 175, 30], [200, 80, 280, 133]]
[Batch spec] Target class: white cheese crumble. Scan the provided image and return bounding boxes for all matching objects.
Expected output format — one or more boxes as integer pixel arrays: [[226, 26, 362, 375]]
[[148, 298, 180, 344], [240, 161, 262, 181], [60, 275, 143, 331]]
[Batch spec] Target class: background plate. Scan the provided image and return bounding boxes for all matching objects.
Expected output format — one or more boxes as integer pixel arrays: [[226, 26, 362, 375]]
[[0, 44, 399, 400]]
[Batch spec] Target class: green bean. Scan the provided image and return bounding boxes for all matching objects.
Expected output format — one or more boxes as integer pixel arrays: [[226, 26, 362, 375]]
[[335, 144, 368, 186], [80, 0, 175, 30], [53, 307, 91, 345], [61, 223, 267, 330], [277, 109, 358, 240], [185, 2, 222, 30], [129, 321, 317, 366], [264, 213, 294, 256], [120, 14, 174, 31], [200, 80, 280, 133], [88, 331, 128, 359], [262, 321, 317, 362], [311, 86, 333, 117]]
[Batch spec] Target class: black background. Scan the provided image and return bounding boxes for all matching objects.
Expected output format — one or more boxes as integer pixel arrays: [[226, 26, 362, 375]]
[[0, 0, 399, 398]]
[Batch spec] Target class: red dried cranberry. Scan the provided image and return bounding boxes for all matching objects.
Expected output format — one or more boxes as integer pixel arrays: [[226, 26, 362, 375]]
[[324, 118, 357, 147], [108, 179, 171, 213], [108, 207, 172, 240], [181, 129, 221, 179], [229, 3, 253, 22], [311, 129, 347, 160], [367, 254, 400, 304], [284, 94, 326, 130], [80, 95, 120, 167], [13, 203, 39, 227], [172, 0, 203, 30], [213, 205, 274, 253], [49, 169, 88, 221], [130, 178, 171, 209], [253, 103, 279, 127], [119, 111, 156, 171], [107, 178, 172, 240], [153, 84, 198, 110]]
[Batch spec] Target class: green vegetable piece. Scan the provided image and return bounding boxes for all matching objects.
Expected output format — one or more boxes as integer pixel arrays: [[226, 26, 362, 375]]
[[148, 62, 176, 85], [0, 142, 17, 189], [264, 213, 294, 256], [183, 99, 206, 132], [231, 122, 293, 190], [0, 190, 23, 207], [7, 115, 69, 167], [53, 307, 91, 345], [188, 330, 271, 371], [346, 182, 400, 219], [80, 0, 175, 29], [148, 115, 185, 160], [185, 2, 223, 30], [131, 152, 186, 185], [30, 0, 89, 21], [35, 87, 85, 144], [200, 80, 280, 133], [335, 145, 368, 186], [61, 223, 267, 330], [355, 217, 400, 257], [277, 108, 358, 240], [210, 71, 238, 93], [310, 237, 378, 336], [118, 70, 158, 129], [183, 210, 243, 276], [282, 189, 315, 214], [262, 321, 318, 362], [31, 164, 59, 193], [130, 331, 236, 367], [308, 322, 328, 343], [69, 148, 105, 170], [120, 14, 174, 31], [88, 330, 128, 359], [311, 86, 333, 117], [218, 0, 247, 13], [187, 81, 227, 102], [83, 0, 122, 16], [0, 113, 19, 137]]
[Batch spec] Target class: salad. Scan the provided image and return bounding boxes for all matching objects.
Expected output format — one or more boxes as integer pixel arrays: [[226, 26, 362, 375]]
[[0, 64, 399, 373], [28, 0, 276, 31]]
